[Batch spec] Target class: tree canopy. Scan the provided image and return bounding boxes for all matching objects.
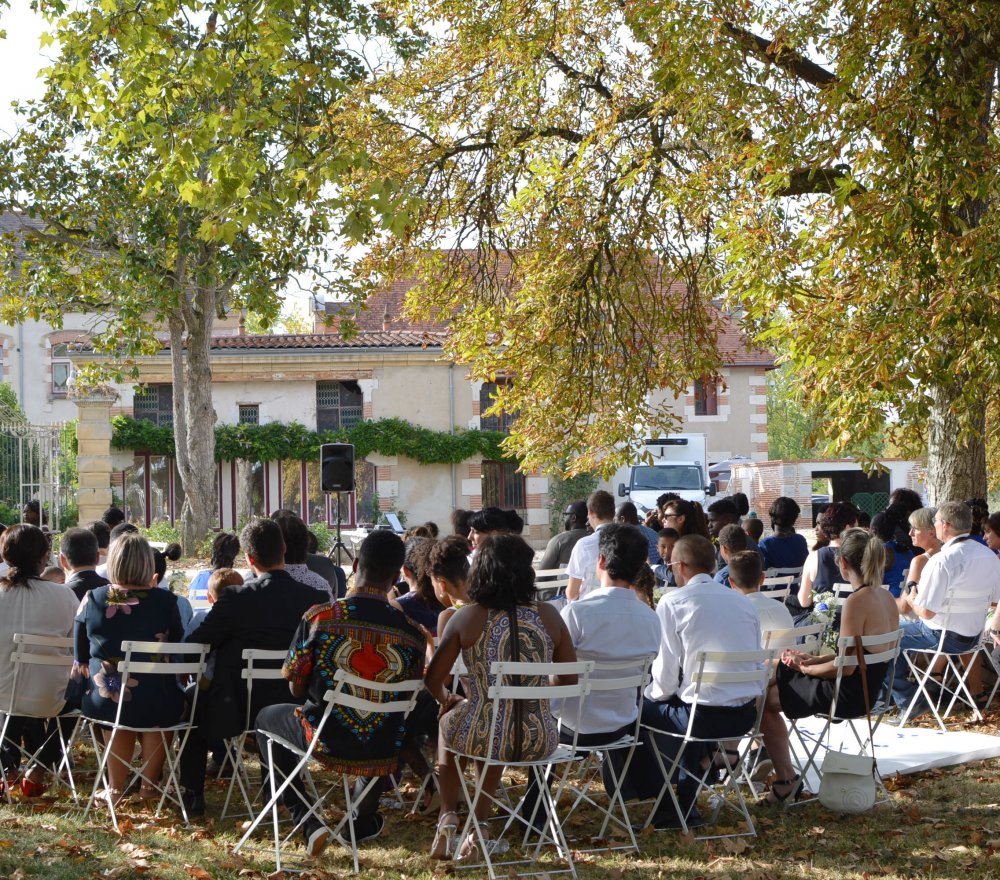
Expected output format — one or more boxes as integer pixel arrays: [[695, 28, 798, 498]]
[[0, 0, 415, 547], [340, 0, 1000, 497]]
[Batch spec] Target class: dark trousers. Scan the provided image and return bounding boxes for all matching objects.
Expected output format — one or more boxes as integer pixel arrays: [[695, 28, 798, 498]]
[[519, 722, 634, 829], [623, 696, 756, 818], [0, 711, 76, 775], [256, 703, 382, 830]]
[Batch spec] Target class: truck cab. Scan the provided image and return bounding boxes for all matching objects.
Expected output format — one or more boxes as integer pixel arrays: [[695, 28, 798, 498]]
[[615, 434, 716, 513]]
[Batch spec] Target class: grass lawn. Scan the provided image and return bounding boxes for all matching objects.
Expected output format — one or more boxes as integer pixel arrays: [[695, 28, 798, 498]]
[[1, 709, 1000, 880]]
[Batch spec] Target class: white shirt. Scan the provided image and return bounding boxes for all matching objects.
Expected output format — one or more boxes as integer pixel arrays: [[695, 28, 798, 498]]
[[0, 578, 79, 716], [918, 534, 1000, 636], [557, 586, 661, 734], [746, 591, 795, 642], [646, 573, 763, 707], [566, 522, 609, 599]]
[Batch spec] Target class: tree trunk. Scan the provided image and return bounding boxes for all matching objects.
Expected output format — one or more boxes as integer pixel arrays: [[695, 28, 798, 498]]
[[170, 292, 218, 554], [235, 458, 256, 526], [926, 380, 987, 505]]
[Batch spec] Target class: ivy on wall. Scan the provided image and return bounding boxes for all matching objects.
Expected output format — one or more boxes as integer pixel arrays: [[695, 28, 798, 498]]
[[111, 415, 515, 465]]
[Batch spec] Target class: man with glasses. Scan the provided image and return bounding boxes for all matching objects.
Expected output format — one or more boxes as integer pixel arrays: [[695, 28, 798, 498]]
[[537, 500, 591, 570], [889, 500, 1000, 715]]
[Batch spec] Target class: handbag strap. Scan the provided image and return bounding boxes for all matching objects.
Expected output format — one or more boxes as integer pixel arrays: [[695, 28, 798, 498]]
[[854, 634, 878, 780], [507, 608, 524, 762]]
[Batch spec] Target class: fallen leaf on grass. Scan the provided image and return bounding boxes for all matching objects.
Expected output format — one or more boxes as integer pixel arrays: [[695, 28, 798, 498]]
[[719, 837, 750, 855], [184, 866, 213, 880]]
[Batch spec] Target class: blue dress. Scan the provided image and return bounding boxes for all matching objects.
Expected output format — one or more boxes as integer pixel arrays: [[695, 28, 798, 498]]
[[759, 533, 809, 570], [74, 585, 185, 727]]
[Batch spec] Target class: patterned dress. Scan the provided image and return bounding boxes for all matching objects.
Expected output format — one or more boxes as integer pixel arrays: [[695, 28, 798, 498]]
[[441, 604, 557, 762], [282, 589, 425, 777]]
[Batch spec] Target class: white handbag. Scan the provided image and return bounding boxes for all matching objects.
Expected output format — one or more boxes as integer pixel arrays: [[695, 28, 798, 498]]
[[817, 635, 879, 814]]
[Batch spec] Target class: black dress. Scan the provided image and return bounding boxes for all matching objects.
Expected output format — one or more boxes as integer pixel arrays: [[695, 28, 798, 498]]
[[777, 655, 889, 720]]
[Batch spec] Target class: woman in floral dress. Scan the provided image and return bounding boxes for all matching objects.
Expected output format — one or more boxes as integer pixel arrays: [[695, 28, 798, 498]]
[[74, 533, 184, 802]]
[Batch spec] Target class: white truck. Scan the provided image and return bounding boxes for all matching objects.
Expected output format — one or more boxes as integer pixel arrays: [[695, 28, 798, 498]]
[[614, 433, 716, 513]]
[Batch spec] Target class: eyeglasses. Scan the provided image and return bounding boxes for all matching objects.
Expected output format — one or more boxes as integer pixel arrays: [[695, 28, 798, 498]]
[[663, 513, 680, 520]]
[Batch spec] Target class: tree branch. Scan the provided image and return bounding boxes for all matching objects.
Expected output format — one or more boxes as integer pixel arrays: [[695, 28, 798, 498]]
[[777, 165, 865, 196], [723, 23, 837, 89], [543, 51, 614, 100]]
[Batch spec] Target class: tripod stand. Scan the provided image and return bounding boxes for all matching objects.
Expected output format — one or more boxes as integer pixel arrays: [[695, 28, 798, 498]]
[[326, 491, 355, 566]]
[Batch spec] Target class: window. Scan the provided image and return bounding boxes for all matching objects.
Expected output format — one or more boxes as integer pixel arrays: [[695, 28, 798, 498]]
[[134, 384, 174, 427], [238, 404, 259, 425], [51, 343, 72, 396], [693, 377, 718, 416], [482, 460, 526, 509], [316, 381, 363, 431], [479, 380, 516, 433]]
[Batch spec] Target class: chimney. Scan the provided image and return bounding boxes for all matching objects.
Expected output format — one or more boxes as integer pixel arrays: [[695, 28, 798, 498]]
[[238, 310, 246, 336], [382, 305, 391, 331]]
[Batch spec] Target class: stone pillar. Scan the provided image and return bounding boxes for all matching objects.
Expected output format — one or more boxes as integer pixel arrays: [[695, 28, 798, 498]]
[[74, 391, 117, 524]]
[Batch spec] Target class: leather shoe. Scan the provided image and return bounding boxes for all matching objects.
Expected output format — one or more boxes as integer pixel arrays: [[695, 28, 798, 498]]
[[181, 789, 206, 818]]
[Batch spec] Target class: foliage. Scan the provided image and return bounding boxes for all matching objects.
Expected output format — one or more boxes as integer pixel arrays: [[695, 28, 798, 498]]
[[337, 0, 1000, 496], [766, 363, 824, 462], [141, 520, 182, 546], [245, 304, 312, 335], [112, 415, 513, 465], [0, 501, 18, 526], [548, 468, 600, 537], [0, 381, 23, 420], [309, 522, 334, 553]]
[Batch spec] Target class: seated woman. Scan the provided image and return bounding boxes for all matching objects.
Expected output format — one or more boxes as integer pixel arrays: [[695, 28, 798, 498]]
[[395, 537, 445, 634], [74, 532, 185, 804], [425, 534, 577, 860], [429, 536, 473, 632], [466, 507, 525, 554], [982, 511, 1000, 556], [791, 502, 859, 625], [187, 532, 240, 605], [871, 503, 916, 597], [0, 524, 80, 797], [897, 507, 940, 614], [760, 528, 899, 802], [758, 497, 809, 572]]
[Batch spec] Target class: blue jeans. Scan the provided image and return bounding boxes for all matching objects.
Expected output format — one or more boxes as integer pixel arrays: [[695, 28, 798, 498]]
[[889, 619, 981, 709]]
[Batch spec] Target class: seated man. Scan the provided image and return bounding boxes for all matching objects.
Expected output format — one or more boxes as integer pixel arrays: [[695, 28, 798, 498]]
[[256, 530, 425, 856], [520, 523, 661, 827], [272, 512, 336, 598], [179, 519, 328, 815], [60, 527, 109, 601], [624, 535, 763, 829], [727, 551, 794, 638], [714, 523, 748, 588]]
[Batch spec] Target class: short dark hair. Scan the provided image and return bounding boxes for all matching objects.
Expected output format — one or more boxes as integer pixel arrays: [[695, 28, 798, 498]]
[[672, 534, 716, 574], [240, 518, 286, 568], [357, 530, 406, 587], [615, 502, 640, 525], [598, 523, 649, 583], [109, 522, 139, 542], [708, 498, 740, 520], [587, 490, 616, 522], [102, 506, 126, 528], [718, 523, 748, 553], [87, 520, 111, 550], [656, 493, 680, 509], [769, 496, 801, 532], [658, 528, 680, 540], [469, 507, 524, 535], [451, 508, 474, 537], [468, 534, 536, 611], [0, 524, 49, 589], [727, 551, 762, 590], [61, 527, 100, 569], [422, 521, 440, 538], [744, 518, 764, 542], [429, 535, 472, 585], [730, 492, 750, 517], [210, 532, 241, 569], [273, 513, 309, 564], [889, 488, 923, 515]]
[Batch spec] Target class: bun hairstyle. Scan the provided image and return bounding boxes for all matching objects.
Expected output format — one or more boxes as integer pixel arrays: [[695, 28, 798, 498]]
[[210, 532, 241, 569], [769, 496, 801, 533], [468, 507, 525, 536], [837, 527, 885, 588], [153, 542, 182, 585], [0, 524, 49, 590]]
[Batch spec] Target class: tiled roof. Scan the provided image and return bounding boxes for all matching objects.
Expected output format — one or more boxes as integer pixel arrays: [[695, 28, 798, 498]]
[[197, 330, 448, 350]]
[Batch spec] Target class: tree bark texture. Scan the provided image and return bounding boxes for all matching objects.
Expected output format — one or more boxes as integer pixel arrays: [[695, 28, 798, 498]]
[[926, 380, 987, 505]]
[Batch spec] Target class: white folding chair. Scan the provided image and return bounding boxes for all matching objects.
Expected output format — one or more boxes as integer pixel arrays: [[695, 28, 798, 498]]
[[896, 589, 993, 728], [82, 640, 208, 831], [763, 623, 827, 655], [449, 660, 593, 880], [533, 568, 570, 602], [640, 649, 775, 840], [787, 629, 902, 802], [548, 656, 653, 855], [765, 566, 803, 595], [220, 648, 289, 820], [234, 669, 424, 874], [760, 575, 794, 600], [0, 634, 82, 803]]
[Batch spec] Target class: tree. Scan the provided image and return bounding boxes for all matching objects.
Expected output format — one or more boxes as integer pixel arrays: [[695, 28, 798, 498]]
[[338, 0, 999, 498], [0, 0, 411, 549]]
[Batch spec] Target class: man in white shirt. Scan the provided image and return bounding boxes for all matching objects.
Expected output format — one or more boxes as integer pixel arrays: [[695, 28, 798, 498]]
[[624, 534, 763, 830], [890, 500, 1000, 712], [565, 490, 615, 601], [519, 523, 661, 830], [727, 550, 795, 638]]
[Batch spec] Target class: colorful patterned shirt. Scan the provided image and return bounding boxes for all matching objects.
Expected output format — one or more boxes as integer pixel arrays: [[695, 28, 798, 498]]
[[283, 590, 425, 776]]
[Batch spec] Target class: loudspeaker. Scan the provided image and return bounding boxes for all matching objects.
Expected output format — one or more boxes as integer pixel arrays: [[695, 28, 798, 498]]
[[320, 443, 355, 493]]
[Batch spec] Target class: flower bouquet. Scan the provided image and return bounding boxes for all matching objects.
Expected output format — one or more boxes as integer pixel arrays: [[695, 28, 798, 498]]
[[809, 591, 841, 652]]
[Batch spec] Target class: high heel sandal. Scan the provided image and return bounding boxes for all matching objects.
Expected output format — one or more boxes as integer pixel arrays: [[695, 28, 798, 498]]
[[456, 827, 509, 861], [765, 775, 803, 805], [430, 811, 459, 860]]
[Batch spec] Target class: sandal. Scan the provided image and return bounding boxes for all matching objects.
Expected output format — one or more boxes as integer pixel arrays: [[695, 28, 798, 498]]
[[765, 775, 803, 806], [455, 827, 509, 861], [430, 811, 459, 860], [137, 783, 162, 804]]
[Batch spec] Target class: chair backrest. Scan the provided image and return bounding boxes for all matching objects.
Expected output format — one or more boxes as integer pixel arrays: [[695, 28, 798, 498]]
[[765, 566, 803, 590], [936, 589, 993, 629], [240, 648, 289, 730], [318, 668, 424, 717], [487, 660, 594, 752], [534, 568, 570, 600], [115, 640, 209, 730], [833, 629, 903, 669], [8, 633, 74, 717], [763, 623, 826, 654], [831, 582, 853, 599], [685, 649, 776, 738], [760, 574, 794, 599]]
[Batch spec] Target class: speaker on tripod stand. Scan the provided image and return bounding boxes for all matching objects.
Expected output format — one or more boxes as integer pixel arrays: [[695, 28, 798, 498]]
[[321, 443, 355, 563]]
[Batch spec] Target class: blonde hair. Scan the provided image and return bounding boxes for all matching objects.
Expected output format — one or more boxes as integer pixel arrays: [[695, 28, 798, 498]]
[[837, 527, 885, 588], [106, 532, 155, 589]]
